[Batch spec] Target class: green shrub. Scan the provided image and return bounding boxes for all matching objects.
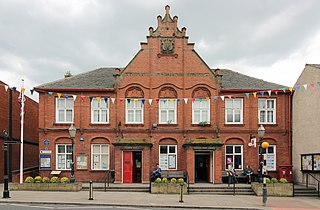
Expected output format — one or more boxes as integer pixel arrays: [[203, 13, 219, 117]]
[[34, 176, 42, 183], [42, 177, 50, 183], [50, 176, 60, 183], [155, 178, 162, 183], [271, 178, 278, 183], [265, 178, 271, 183], [177, 178, 184, 183], [162, 178, 169, 183], [279, 178, 288, 183], [60, 177, 69, 183], [170, 178, 177, 183], [25, 176, 34, 183]]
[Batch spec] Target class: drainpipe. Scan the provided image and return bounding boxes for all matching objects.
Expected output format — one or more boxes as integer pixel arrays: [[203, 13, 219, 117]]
[[9, 88, 12, 182], [288, 92, 293, 166]]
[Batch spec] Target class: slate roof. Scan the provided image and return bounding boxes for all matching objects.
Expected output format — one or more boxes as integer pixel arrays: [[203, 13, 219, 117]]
[[35, 67, 286, 91], [35, 68, 117, 89], [219, 69, 286, 90], [307, 64, 320, 69]]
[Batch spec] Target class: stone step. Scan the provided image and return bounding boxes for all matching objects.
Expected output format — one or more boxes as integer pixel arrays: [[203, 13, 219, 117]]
[[294, 186, 319, 197], [189, 186, 252, 190], [189, 189, 253, 192], [190, 191, 256, 195]]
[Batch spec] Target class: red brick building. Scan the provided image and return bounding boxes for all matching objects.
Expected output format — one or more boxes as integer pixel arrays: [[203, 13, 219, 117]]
[[0, 81, 39, 183], [35, 6, 291, 184]]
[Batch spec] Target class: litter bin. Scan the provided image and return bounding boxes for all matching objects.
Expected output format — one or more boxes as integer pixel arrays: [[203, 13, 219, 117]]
[[278, 165, 293, 182]]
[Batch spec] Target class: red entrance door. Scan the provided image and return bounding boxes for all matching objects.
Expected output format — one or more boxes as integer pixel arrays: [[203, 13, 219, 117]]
[[123, 151, 133, 183]]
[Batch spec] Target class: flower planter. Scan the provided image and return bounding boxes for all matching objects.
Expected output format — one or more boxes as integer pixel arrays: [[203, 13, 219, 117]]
[[9, 183, 82, 192], [251, 183, 293, 197], [151, 183, 187, 194]]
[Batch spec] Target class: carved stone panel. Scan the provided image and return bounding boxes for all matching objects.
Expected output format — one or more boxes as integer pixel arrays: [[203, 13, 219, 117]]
[[192, 87, 211, 98], [161, 38, 174, 54], [159, 87, 177, 98], [125, 86, 144, 98]]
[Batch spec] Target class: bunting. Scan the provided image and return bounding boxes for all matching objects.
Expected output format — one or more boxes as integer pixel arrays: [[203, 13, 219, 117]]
[[3, 78, 320, 105], [267, 90, 271, 96]]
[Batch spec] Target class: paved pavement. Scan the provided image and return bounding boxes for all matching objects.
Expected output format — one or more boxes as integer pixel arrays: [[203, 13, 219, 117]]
[[1, 189, 320, 210]]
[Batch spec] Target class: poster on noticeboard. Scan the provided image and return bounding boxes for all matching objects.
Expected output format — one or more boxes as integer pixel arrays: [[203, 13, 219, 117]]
[[301, 153, 320, 172]]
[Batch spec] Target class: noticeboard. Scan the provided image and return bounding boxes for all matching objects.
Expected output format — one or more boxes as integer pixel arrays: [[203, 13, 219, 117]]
[[40, 150, 52, 170], [301, 153, 320, 172], [77, 154, 88, 170]]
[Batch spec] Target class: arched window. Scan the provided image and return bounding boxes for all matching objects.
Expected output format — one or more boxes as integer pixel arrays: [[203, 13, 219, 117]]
[[158, 87, 177, 124], [225, 138, 244, 170], [125, 87, 144, 124], [192, 87, 211, 124], [91, 138, 110, 170], [159, 138, 177, 170]]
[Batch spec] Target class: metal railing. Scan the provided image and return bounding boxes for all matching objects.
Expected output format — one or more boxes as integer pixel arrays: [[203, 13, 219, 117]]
[[306, 172, 320, 197], [104, 170, 115, 192]]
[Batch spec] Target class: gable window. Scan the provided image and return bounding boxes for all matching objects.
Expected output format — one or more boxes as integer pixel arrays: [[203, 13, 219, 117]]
[[159, 99, 177, 124], [260, 145, 276, 171], [225, 145, 243, 170], [192, 99, 210, 124], [225, 98, 243, 124], [56, 98, 74, 123], [258, 99, 276, 124], [91, 144, 109, 170], [56, 144, 72, 170], [126, 99, 143, 124], [159, 145, 177, 170], [91, 98, 109, 123]]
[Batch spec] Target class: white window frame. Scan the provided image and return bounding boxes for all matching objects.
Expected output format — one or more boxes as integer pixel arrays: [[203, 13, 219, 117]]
[[159, 145, 177, 170], [225, 145, 243, 170], [225, 98, 243, 124], [56, 144, 72, 170], [258, 98, 276, 124], [159, 99, 177, 124], [125, 98, 144, 124], [260, 145, 276, 171], [91, 144, 110, 170], [56, 98, 74, 123], [91, 98, 109, 124], [192, 98, 210, 124]]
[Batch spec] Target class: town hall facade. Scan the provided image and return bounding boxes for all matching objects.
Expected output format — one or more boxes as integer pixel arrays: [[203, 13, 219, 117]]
[[35, 6, 292, 184]]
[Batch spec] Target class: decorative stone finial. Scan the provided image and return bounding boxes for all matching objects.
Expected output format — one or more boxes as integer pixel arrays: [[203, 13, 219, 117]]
[[165, 5, 170, 15]]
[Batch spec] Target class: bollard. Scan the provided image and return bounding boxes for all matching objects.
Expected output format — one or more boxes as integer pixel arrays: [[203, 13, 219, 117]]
[[89, 180, 94, 200], [262, 176, 267, 206], [179, 182, 184, 203]]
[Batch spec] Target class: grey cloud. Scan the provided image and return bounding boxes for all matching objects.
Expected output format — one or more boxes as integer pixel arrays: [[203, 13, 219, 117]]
[[0, 0, 320, 90]]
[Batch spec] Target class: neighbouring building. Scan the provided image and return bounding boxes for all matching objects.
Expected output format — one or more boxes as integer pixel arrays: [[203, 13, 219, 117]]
[[292, 64, 320, 184], [0, 81, 39, 183], [35, 6, 292, 184]]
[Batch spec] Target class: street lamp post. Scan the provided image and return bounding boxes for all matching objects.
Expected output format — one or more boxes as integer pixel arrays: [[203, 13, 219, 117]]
[[2, 130, 10, 198], [258, 124, 269, 207], [68, 124, 76, 183], [258, 124, 265, 184]]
